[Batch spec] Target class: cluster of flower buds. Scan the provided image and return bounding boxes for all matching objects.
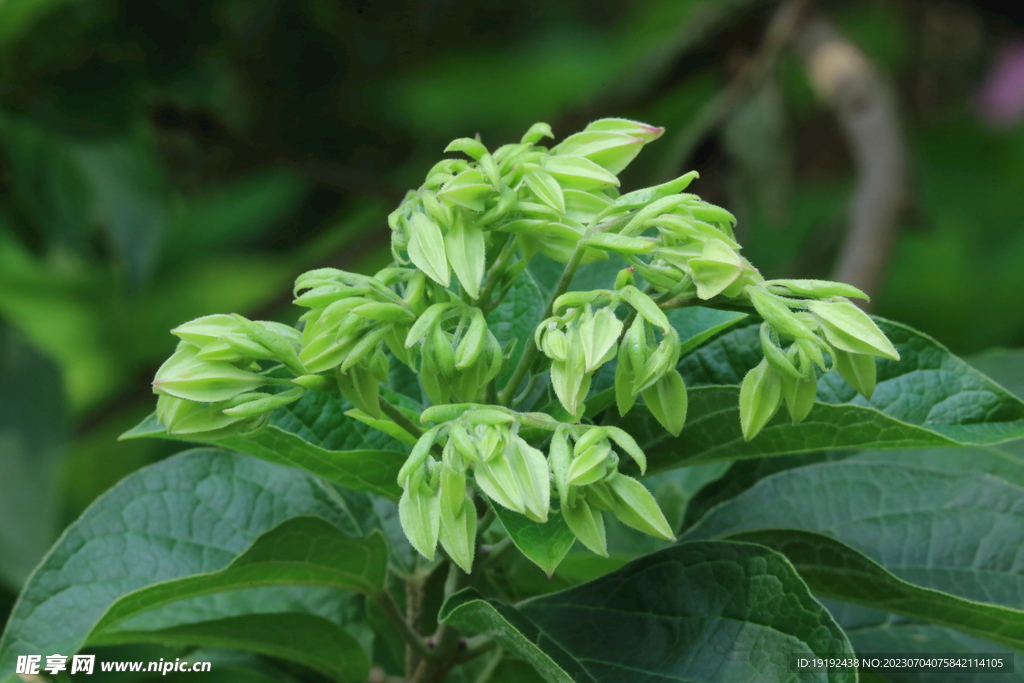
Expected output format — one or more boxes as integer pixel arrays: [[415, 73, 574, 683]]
[[549, 425, 673, 556], [403, 301, 504, 404], [152, 314, 309, 438], [293, 268, 426, 418], [396, 404, 670, 570], [536, 285, 687, 435], [387, 119, 665, 305], [738, 280, 901, 440], [397, 406, 549, 572]]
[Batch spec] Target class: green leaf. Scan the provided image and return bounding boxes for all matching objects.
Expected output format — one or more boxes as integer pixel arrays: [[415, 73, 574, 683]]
[[487, 269, 545, 386], [90, 613, 368, 683], [441, 541, 855, 683], [846, 623, 1023, 683], [683, 460, 1024, 611], [634, 317, 1024, 471], [729, 528, 1024, 651], [121, 415, 406, 500], [89, 516, 386, 639], [491, 505, 576, 577], [0, 449, 364, 681]]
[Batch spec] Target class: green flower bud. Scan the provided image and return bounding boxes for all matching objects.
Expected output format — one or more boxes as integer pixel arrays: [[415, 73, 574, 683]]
[[578, 307, 622, 373], [405, 302, 455, 348], [582, 233, 656, 255], [549, 426, 572, 502], [524, 167, 565, 214], [336, 364, 382, 419], [221, 386, 305, 418], [521, 122, 554, 144], [153, 344, 264, 403], [339, 325, 391, 373], [806, 300, 900, 361], [233, 317, 306, 375], [540, 328, 569, 362], [765, 279, 868, 300], [567, 433, 615, 487], [292, 374, 331, 391], [688, 201, 737, 228], [399, 463, 441, 561], [454, 310, 488, 370], [604, 426, 647, 474], [507, 435, 551, 523], [585, 117, 664, 142], [552, 131, 644, 175], [474, 448, 526, 516], [440, 460, 467, 519], [614, 267, 636, 290], [405, 212, 450, 287], [615, 340, 638, 416], [689, 239, 744, 300], [445, 216, 486, 299], [759, 324, 803, 379], [350, 302, 415, 323], [781, 371, 817, 425], [834, 348, 877, 399], [605, 474, 674, 540], [563, 188, 612, 224], [739, 358, 783, 441], [620, 286, 671, 330], [171, 314, 241, 348], [632, 329, 680, 393], [550, 344, 591, 419], [420, 347, 452, 406], [641, 369, 688, 437], [445, 137, 488, 160], [604, 171, 698, 215], [437, 169, 492, 212], [439, 494, 476, 573], [746, 287, 817, 341], [542, 155, 619, 191], [562, 497, 608, 557], [156, 394, 248, 439]]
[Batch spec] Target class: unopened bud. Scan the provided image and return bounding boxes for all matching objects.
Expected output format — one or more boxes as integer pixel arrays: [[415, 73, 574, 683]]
[[739, 358, 782, 441], [437, 169, 492, 212], [445, 217, 486, 299], [399, 464, 441, 561], [552, 131, 645, 175], [153, 344, 264, 403], [765, 279, 868, 300], [542, 155, 619, 191], [746, 287, 817, 341], [524, 168, 566, 214], [439, 495, 477, 573], [562, 497, 608, 557], [641, 369, 688, 437], [405, 212, 451, 287], [336, 365, 381, 419], [578, 307, 622, 373], [833, 348, 877, 399], [806, 300, 900, 361], [781, 372, 817, 424], [584, 118, 664, 143], [606, 474, 674, 540], [521, 122, 554, 144], [689, 239, 744, 300], [156, 394, 247, 439]]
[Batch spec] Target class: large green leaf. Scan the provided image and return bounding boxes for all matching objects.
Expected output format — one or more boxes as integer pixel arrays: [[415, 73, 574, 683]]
[[728, 529, 1024, 651], [630, 318, 1024, 471], [441, 541, 855, 683], [88, 516, 386, 639], [846, 623, 1022, 683], [121, 415, 406, 500], [491, 505, 576, 577], [682, 460, 1024, 611], [0, 449, 366, 682], [91, 612, 368, 683]]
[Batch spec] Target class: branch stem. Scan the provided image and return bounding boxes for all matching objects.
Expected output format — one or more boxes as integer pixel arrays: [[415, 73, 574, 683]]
[[373, 591, 433, 663], [378, 396, 424, 440]]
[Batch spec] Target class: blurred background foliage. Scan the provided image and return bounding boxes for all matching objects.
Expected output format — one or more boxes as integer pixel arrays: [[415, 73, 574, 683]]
[[2, 0, 1024, 637]]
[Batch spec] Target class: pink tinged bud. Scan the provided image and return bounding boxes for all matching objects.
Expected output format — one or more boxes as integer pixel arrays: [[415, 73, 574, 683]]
[[552, 131, 645, 175], [584, 118, 665, 143]]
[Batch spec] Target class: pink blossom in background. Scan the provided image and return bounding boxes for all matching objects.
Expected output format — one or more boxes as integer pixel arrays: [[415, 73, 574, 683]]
[[978, 41, 1024, 128]]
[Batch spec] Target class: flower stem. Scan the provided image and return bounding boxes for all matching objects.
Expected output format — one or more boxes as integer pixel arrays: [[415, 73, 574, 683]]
[[378, 396, 424, 440], [496, 243, 586, 407]]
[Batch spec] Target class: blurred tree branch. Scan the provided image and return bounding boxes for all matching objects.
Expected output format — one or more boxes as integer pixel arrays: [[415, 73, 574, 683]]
[[795, 16, 908, 305]]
